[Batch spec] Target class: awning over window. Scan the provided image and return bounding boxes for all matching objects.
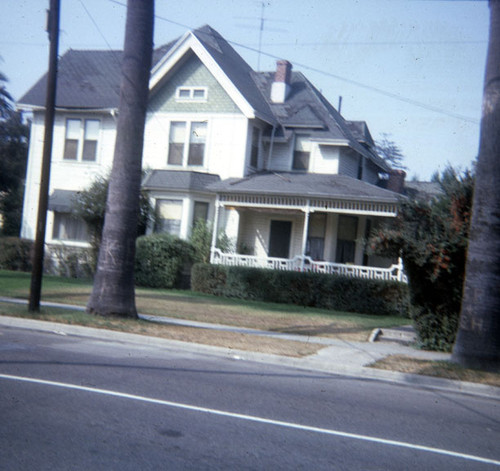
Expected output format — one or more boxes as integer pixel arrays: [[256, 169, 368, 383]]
[[48, 189, 78, 212]]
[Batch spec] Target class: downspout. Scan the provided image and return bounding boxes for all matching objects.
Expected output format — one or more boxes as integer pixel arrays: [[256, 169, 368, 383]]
[[300, 199, 311, 270]]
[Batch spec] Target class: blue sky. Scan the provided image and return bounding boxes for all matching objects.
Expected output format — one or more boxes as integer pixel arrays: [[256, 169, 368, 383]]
[[0, 0, 490, 179]]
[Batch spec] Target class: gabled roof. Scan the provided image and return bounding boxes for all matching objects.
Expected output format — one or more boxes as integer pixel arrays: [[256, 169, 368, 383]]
[[209, 172, 402, 203], [18, 42, 176, 110], [18, 24, 389, 172], [142, 169, 220, 192], [252, 70, 390, 172]]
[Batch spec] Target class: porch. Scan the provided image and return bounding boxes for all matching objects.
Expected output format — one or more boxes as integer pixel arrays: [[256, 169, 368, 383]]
[[211, 248, 407, 282]]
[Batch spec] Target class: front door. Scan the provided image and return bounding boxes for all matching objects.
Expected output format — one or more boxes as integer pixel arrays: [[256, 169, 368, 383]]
[[269, 220, 292, 258], [335, 215, 358, 264]]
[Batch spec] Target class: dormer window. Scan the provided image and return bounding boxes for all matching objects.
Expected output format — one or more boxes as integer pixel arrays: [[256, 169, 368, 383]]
[[175, 86, 208, 102]]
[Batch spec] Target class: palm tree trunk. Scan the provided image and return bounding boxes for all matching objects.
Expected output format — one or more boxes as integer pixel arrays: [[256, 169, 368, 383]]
[[87, 0, 154, 317], [452, 0, 500, 371]]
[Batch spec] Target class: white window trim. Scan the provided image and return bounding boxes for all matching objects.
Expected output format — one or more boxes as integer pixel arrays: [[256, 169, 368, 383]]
[[62, 117, 101, 163], [167, 120, 209, 169], [175, 86, 208, 102]]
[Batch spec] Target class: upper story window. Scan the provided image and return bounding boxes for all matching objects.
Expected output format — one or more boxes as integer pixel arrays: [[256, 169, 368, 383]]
[[175, 86, 208, 102], [63, 118, 100, 162], [292, 136, 311, 170], [167, 121, 207, 167], [250, 127, 260, 168]]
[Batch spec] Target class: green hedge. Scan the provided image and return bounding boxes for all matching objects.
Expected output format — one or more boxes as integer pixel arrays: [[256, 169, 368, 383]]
[[0, 237, 33, 271], [191, 264, 410, 317], [135, 233, 194, 289]]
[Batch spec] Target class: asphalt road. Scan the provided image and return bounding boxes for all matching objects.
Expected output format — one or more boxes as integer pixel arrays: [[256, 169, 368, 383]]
[[1, 326, 499, 470]]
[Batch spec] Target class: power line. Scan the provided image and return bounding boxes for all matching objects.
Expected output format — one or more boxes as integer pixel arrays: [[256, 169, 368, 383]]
[[102, 0, 480, 124]]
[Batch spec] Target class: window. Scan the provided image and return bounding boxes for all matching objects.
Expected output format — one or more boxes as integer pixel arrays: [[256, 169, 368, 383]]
[[167, 121, 207, 167], [63, 118, 100, 162], [188, 122, 207, 166], [155, 199, 183, 236], [52, 213, 89, 241], [293, 136, 311, 170], [192, 201, 209, 226], [175, 87, 208, 102], [167, 122, 186, 165], [250, 127, 260, 168]]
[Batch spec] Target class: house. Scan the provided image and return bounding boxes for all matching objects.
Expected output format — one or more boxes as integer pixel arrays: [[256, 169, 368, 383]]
[[18, 25, 406, 282]]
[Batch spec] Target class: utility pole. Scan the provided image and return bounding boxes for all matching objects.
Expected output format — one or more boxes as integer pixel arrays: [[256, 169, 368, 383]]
[[29, 0, 60, 312]]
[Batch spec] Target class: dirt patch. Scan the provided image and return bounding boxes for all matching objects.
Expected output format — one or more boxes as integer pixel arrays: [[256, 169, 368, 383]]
[[369, 355, 500, 387]]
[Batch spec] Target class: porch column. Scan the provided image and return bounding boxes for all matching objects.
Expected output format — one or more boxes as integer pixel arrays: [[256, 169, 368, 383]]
[[300, 200, 311, 270], [210, 196, 221, 263]]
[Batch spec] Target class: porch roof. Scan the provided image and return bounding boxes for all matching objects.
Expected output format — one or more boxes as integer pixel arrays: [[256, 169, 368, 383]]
[[142, 169, 220, 193], [209, 172, 402, 202], [209, 172, 402, 216]]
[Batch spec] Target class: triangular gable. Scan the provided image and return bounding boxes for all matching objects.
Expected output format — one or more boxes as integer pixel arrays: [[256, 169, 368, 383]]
[[150, 29, 275, 123]]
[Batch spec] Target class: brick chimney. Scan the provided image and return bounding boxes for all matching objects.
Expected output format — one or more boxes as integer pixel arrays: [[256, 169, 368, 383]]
[[387, 169, 407, 194], [271, 60, 292, 103]]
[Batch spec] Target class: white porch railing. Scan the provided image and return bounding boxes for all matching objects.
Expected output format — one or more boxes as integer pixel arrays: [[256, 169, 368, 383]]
[[210, 249, 407, 283]]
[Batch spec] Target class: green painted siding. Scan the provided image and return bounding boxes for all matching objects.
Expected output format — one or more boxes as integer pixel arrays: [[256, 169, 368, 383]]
[[149, 53, 241, 114]]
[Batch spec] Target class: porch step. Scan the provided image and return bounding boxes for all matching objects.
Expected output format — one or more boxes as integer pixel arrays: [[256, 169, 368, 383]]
[[369, 325, 417, 345]]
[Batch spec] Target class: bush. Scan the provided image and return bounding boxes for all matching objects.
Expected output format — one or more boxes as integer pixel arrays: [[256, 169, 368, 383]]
[[191, 264, 410, 317], [45, 244, 94, 279], [0, 237, 33, 271], [369, 166, 474, 350], [135, 234, 195, 289]]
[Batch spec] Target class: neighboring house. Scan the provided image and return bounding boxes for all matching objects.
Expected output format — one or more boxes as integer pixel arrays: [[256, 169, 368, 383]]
[[18, 25, 406, 281]]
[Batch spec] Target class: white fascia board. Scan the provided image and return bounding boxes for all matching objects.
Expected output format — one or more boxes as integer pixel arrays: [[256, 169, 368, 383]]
[[150, 32, 256, 119], [311, 138, 350, 146], [17, 104, 117, 114]]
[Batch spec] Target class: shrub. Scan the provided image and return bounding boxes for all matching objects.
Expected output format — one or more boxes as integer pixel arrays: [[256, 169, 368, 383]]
[[0, 237, 33, 271], [191, 264, 410, 317], [46, 244, 94, 279], [135, 233, 195, 289], [368, 166, 473, 350]]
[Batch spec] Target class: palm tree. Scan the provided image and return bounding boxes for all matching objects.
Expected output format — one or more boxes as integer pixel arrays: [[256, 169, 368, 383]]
[[86, 0, 154, 318], [452, 0, 500, 371]]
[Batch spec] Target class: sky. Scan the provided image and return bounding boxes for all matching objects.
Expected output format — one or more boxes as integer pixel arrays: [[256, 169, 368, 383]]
[[0, 0, 490, 180]]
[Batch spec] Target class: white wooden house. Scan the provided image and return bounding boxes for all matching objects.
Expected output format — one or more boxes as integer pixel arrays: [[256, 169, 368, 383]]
[[18, 25, 406, 281]]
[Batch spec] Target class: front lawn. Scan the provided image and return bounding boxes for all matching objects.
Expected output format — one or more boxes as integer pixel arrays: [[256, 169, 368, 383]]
[[0, 270, 409, 341]]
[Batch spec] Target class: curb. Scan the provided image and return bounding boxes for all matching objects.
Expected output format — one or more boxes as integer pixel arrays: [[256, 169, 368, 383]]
[[0, 314, 499, 400]]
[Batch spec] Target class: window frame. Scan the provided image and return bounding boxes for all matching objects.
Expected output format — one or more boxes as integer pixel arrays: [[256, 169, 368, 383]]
[[52, 212, 89, 242], [154, 198, 183, 236], [292, 135, 311, 171], [63, 118, 101, 163], [175, 86, 208, 102], [167, 120, 208, 168], [250, 127, 261, 168]]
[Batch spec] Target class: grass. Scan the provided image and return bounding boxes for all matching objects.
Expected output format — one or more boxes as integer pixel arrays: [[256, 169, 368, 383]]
[[0, 270, 409, 342], [1, 270, 498, 385], [370, 355, 500, 388]]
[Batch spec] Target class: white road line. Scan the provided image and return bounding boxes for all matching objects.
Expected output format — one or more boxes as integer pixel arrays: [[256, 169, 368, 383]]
[[1, 373, 499, 466]]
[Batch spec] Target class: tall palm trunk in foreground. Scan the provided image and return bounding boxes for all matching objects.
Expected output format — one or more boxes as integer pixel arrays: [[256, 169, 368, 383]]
[[452, 0, 500, 371], [87, 0, 154, 317]]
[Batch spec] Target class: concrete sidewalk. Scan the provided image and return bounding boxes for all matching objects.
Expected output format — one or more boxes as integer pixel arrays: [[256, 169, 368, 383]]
[[0, 297, 498, 399]]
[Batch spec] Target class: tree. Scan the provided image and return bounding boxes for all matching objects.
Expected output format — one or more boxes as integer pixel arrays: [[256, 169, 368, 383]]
[[0, 73, 29, 235], [452, 0, 500, 371], [369, 166, 474, 351], [375, 133, 406, 170], [86, 0, 154, 318], [72, 175, 153, 267]]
